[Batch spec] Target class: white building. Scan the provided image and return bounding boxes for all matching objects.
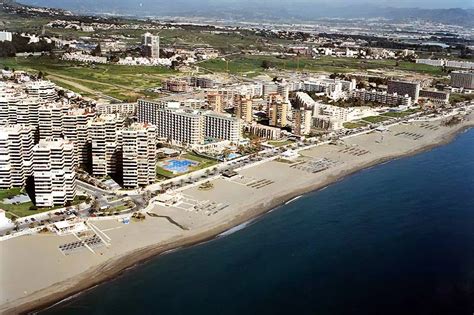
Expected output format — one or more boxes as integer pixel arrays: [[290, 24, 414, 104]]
[[33, 138, 76, 207], [38, 103, 68, 139], [0, 125, 34, 189], [351, 89, 412, 106], [63, 108, 96, 166], [25, 80, 57, 101], [90, 114, 124, 177], [0, 31, 12, 42], [203, 112, 241, 143], [96, 102, 136, 116], [120, 123, 156, 188]]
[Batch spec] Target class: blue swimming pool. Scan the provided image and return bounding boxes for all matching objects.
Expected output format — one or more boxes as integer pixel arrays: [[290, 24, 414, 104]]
[[159, 159, 198, 174]]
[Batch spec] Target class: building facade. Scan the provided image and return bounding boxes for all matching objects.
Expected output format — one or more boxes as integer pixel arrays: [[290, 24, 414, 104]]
[[0, 125, 34, 189], [33, 138, 76, 207]]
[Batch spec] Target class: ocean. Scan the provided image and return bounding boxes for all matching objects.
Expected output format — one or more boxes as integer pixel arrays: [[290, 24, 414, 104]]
[[43, 128, 474, 315]]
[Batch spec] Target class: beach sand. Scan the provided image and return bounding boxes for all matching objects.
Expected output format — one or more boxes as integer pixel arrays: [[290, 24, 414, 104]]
[[1, 114, 473, 314]]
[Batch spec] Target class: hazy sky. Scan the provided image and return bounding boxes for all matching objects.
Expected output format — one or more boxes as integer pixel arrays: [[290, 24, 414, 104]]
[[21, 0, 474, 9]]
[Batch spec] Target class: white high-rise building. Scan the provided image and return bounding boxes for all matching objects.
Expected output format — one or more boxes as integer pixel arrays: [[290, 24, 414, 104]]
[[293, 108, 312, 136], [0, 125, 34, 189], [63, 108, 96, 166], [33, 138, 76, 207], [90, 114, 124, 177], [120, 123, 156, 188], [25, 80, 57, 101], [38, 103, 68, 139]]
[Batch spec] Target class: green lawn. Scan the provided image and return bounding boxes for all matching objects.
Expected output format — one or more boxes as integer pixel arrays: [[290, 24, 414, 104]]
[[343, 121, 368, 129], [0, 56, 176, 101], [0, 188, 84, 218], [381, 108, 420, 118], [267, 140, 294, 147], [361, 116, 392, 124], [199, 55, 444, 76]]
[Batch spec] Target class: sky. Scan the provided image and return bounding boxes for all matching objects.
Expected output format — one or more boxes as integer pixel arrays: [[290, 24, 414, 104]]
[[20, 0, 474, 10]]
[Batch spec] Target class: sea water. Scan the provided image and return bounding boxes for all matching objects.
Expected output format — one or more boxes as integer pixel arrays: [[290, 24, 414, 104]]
[[43, 128, 474, 315]]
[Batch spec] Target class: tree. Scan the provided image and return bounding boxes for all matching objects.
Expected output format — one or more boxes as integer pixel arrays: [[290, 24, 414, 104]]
[[91, 44, 102, 56], [90, 197, 100, 213], [261, 60, 274, 69]]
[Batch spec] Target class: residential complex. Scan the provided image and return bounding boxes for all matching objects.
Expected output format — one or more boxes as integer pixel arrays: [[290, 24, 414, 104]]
[[90, 114, 124, 177], [95, 102, 136, 116], [121, 123, 156, 188], [0, 125, 34, 189], [351, 89, 412, 106], [33, 138, 76, 207], [63, 108, 96, 166]]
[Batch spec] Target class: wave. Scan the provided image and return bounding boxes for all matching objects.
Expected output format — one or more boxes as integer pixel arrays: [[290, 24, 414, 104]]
[[285, 195, 302, 205], [217, 220, 253, 237]]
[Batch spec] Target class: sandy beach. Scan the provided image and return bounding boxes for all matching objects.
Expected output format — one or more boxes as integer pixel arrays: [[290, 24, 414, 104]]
[[1, 113, 473, 314]]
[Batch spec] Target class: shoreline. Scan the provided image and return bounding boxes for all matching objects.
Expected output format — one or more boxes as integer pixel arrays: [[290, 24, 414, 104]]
[[4, 122, 474, 315]]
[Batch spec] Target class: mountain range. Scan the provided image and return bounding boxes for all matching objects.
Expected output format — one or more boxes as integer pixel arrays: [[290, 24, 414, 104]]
[[12, 0, 474, 26]]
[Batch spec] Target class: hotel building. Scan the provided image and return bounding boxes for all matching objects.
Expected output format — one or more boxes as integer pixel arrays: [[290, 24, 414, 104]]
[[450, 71, 474, 90], [387, 80, 420, 102], [203, 112, 241, 143]]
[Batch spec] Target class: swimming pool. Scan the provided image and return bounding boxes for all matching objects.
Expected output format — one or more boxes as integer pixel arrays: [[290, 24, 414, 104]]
[[158, 159, 199, 174]]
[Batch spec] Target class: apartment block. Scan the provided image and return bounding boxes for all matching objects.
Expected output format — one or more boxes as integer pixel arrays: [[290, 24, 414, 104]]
[[351, 89, 412, 106], [419, 90, 450, 104], [95, 102, 136, 116], [38, 103, 69, 139], [234, 94, 253, 123], [90, 114, 124, 177], [33, 138, 76, 207], [63, 108, 96, 166], [293, 108, 312, 136], [206, 92, 223, 113], [120, 123, 156, 188], [0, 125, 34, 189]]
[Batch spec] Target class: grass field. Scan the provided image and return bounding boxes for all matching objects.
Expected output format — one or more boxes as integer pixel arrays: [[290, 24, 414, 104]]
[[0, 188, 83, 218], [267, 140, 294, 147], [361, 116, 392, 124], [0, 56, 176, 101], [199, 55, 444, 76], [343, 121, 368, 129], [381, 108, 419, 118]]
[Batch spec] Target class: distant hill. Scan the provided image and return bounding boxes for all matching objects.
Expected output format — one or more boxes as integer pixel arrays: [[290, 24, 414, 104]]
[[11, 0, 474, 27]]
